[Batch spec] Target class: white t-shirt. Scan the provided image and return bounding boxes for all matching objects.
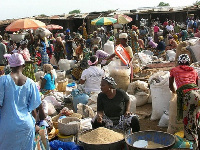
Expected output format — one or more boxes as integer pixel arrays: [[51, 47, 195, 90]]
[[166, 25, 174, 32], [81, 66, 104, 93]]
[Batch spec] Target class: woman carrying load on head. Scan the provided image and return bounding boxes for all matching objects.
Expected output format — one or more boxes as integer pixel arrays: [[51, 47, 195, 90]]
[[169, 54, 200, 149], [0, 53, 41, 150], [92, 76, 140, 132], [54, 37, 66, 63]]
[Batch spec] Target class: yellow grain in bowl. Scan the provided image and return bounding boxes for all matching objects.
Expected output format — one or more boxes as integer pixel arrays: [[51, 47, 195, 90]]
[[79, 127, 124, 144]]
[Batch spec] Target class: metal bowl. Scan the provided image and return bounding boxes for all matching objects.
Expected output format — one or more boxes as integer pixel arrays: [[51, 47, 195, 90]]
[[78, 129, 125, 150], [125, 130, 175, 150]]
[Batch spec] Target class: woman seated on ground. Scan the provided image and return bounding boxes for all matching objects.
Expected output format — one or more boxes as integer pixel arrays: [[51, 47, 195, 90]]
[[80, 55, 104, 94], [169, 54, 200, 149], [92, 77, 140, 132], [165, 35, 178, 51], [40, 64, 55, 95], [156, 36, 166, 56]]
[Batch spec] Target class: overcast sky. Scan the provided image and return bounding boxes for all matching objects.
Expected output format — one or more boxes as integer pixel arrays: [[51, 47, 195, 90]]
[[0, 0, 196, 20]]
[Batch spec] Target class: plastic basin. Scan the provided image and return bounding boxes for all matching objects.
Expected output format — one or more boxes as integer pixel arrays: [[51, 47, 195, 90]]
[[125, 130, 175, 150]]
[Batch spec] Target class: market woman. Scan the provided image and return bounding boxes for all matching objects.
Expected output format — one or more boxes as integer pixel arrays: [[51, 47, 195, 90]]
[[54, 37, 66, 63], [0, 53, 41, 150], [169, 54, 200, 149], [92, 77, 140, 132], [40, 64, 56, 95]]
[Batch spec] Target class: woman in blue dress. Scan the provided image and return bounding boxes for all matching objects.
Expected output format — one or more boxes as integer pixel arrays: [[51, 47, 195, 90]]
[[0, 53, 41, 150]]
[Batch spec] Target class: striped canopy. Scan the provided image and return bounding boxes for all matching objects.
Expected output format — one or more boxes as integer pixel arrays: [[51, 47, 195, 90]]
[[91, 17, 117, 25]]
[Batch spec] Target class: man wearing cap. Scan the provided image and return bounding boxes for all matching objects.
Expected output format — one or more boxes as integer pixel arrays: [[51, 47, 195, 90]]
[[0, 35, 7, 66], [106, 32, 133, 67]]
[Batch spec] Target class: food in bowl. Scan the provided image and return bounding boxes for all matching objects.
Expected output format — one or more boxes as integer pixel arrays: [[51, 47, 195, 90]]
[[79, 127, 124, 144]]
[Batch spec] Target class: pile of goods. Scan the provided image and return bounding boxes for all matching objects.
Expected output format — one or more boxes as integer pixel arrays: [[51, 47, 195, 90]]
[[78, 127, 124, 144]]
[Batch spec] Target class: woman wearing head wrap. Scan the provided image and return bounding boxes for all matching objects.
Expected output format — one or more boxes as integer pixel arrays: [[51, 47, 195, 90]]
[[0, 53, 42, 150], [92, 76, 140, 132], [54, 37, 66, 63], [129, 25, 140, 53], [40, 64, 55, 95], [80, 55, 104, 93], [169, 54, 200, 149], [156, 36, 166, 56], [165, 35, 178, 51]]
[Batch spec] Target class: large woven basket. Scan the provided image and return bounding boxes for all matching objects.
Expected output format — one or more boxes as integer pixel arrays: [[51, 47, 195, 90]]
[[52, 115, 60, 129], [58, 117, 80, 135]]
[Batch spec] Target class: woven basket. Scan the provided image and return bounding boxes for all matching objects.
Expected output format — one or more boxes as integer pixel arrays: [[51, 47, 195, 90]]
[[57, 79, 68, 92], [52, 115, 60, 129], [58, 117, 80, 135]]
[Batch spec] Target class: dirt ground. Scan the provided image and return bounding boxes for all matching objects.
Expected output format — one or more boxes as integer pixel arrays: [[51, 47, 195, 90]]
[[136, 103, 167, 132]]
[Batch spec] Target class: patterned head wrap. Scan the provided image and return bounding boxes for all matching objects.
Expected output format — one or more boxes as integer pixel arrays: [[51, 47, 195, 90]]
[[43, 64, 53, 73], [103, 76, 117, 86], [178, 54, 190, 65], [20, 39, 28, 45], [4, 53, 25, 67]]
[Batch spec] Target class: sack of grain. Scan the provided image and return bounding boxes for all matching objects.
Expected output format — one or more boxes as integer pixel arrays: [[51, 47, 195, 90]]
[[58, 59, 71, 71], [149, 71, 172, 120], [167, 94, 184, 134], [127, 80, 150, 106], [127, 94, 137, 113], [109, 66, 131, 91]]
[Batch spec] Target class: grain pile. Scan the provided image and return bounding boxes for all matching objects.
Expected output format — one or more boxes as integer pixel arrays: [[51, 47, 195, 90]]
[[79, 127, 124, 144]]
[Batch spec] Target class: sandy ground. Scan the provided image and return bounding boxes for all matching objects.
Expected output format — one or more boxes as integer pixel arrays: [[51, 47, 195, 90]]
[[136, 103, 167, 132]]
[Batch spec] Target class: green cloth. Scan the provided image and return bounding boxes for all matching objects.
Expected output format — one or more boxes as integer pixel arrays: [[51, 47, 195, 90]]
[[176, 83, 198, 120]]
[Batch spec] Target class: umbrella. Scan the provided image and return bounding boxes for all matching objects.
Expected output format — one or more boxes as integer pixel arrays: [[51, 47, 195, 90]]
[[91, 17, 117, 25], [114, 14, 132, 24], [5, 18, 46, 31], [46, 24, 63, 30]]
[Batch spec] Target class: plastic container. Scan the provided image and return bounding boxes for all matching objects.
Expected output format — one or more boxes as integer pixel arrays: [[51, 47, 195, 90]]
[[126, 130, 175, 150], [71, 89, 89, 112], [104, 41, 114, 55]]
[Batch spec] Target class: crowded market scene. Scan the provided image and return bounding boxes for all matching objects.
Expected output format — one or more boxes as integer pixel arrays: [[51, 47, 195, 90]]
[[0, 1, 200, 150]]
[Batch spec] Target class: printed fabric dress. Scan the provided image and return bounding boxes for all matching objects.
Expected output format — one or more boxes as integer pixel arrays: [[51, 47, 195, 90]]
[[0, 75, 41, 150]]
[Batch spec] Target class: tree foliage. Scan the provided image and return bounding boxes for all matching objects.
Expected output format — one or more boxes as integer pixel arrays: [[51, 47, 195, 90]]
[[158, 2, 170, 6], [39, 14, 48, 17], [69, 9, 81, 14], [194, 0, 200, 5]]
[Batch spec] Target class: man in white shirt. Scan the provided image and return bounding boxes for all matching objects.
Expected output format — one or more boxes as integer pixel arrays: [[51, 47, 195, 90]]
[[80, 55, 104, 93], [166, 21, 174, 33]]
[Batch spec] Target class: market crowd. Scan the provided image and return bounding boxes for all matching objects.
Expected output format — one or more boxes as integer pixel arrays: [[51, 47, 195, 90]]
[[0, 16, 200, 150]]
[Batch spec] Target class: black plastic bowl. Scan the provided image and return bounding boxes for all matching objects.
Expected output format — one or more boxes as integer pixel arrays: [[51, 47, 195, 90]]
[[125, 130, 175, 150]]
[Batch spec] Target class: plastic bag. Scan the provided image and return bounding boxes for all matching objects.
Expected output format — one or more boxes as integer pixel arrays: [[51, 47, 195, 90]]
[[72, 89, 89, 112], [50, 140, 83, 150]]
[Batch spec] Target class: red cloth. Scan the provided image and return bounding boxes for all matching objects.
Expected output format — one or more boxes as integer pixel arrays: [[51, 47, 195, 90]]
[[154, 26, 159, 33], [170, 65, 199, 93]]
